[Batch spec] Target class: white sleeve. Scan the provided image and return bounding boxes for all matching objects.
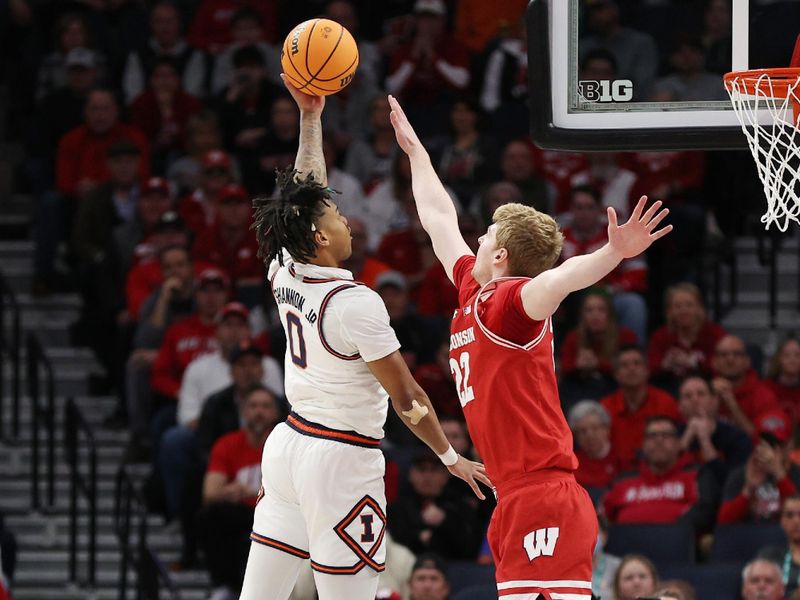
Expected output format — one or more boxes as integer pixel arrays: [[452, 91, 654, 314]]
[[261, 356, 285, 397], [177, 360, 204, 426], [268, 249, 292, 281], [334, 288, 401, 362]]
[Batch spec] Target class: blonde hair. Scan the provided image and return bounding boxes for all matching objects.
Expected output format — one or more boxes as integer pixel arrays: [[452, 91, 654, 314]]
[[493, 203, 563, 278]]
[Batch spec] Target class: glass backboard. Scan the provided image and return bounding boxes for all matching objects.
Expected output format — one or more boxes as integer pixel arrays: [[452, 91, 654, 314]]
[[527, 0, 800, 150]]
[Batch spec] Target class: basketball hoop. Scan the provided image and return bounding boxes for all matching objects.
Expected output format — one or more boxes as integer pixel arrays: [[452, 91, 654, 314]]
[[724, 67, 800, 231]]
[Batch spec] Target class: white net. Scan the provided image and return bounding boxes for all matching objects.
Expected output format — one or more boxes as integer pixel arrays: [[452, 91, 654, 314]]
[[725, 69, 800, 231]]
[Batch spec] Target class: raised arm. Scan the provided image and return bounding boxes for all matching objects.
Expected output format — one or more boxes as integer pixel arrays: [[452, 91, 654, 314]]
[[388, 95, 472, 283], [522, 196, 672, 320], [281, 75, 327, 185]]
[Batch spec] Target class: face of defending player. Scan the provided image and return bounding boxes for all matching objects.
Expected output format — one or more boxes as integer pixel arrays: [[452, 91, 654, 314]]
[[409, 568, 450, 600], [473, 224, 509, 284], [616, 558, 656, 600], [313, 200, 352, 264]]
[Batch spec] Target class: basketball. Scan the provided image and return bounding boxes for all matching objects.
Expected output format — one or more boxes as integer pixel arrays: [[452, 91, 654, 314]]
[[281, 19, 359, 97]]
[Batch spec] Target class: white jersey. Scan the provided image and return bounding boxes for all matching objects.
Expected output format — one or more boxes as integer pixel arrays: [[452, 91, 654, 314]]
[[268, 257, 400, 439]]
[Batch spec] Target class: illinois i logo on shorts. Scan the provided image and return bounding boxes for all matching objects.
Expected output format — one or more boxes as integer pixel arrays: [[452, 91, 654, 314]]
[[523, 526, 560, 561]]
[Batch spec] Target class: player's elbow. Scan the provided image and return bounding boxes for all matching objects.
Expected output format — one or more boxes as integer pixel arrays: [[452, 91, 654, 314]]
[[390, 382, 428, 413]]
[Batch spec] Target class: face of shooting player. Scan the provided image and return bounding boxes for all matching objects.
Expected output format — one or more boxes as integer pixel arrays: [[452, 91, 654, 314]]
[[314, 200, 352, 262]]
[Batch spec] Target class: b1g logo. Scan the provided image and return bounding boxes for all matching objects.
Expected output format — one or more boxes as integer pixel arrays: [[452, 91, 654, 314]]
[[523, 527, 560, 561], [578, 79, 634, 103]]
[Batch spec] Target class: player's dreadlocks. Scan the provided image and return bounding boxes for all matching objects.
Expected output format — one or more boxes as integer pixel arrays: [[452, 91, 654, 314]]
[[252, 168, 335, 266]]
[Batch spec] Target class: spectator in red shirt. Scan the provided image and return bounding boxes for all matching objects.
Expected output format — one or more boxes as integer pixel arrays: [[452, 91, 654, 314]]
[[560, 185, 648, 342], [603, 416, 718, 530], [178, 149, 237, 234], [34, 89, 150, 293], [340, 217, 391, 290], [601, 345, 679, 470], [677, 375, 752, 486], [717, 421, 800, 525], [198, 384, 281, 598], [559, 291, 638, 406], [712, 334, 783, 435], [150, 268, 229, 404], [568, 400, 622, 498], [385, 0, 470, 139], [766, 337, 800, 425], [649, 282, 727, 394], [187, 0, 278, 52], [192, 183, 263, 287], [130, 56, 202, 173]]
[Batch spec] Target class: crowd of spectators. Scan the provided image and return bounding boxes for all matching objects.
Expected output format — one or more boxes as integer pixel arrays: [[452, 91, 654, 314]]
[[2, 0, 800, 599]]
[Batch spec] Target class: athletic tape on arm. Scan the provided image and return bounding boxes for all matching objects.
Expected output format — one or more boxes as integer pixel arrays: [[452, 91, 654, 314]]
[[401, 400, 429, 425]]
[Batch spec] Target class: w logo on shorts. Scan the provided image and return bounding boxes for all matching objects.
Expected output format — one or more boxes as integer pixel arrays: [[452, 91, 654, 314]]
[[523, 527, 560, 561]]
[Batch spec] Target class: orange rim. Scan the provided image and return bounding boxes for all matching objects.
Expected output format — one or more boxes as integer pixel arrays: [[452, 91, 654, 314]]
[[724, 68, 800, 97]]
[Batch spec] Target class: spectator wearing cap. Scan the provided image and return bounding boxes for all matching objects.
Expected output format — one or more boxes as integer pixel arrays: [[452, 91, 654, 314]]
[[129, 56, 203, 173], [717, 416, 800, 524], [211, 7, 282, 96], [600, 346, 680, 470], [113, 177, 174, 275], [178, 149, 236, 234], [168, 111, 237, 196], [150, 268, 229, 406], [712, 334, 783, 435], [252, 94, 299, 194], [198, 383, 281, 598], [33, 88, 150, 294], [340, 217, 392, 290], [388, 450, 482, 559], [192, 183, 263, 285], [759, 495, 800, 597], [603, 416, 718, 531], [677, 375, 751, 487], [178, 312, 283, 430], [408, 554, 451, 600], [579, 0, 659, 100], [187, 0, 278, 52], [122, 1, 207, 105], [386, 0, 470, 139], [218, 45, 283, 169], [568, 400, 622, 496], [377, 271, 439, 371]]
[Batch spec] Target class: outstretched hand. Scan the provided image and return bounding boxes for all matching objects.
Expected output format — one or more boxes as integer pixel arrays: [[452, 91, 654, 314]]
[[387, 95, 425, 158], [447, 455, 493, 500], [280, 74, 325, 115], [607, 196, 672, 259]]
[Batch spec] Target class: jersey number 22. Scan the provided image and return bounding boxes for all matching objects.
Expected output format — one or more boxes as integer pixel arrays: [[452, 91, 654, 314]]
[[450, 352, 475, 407]]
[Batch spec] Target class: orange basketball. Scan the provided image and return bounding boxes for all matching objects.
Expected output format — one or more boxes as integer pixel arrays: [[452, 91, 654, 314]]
[[281, 18, 359, 96]]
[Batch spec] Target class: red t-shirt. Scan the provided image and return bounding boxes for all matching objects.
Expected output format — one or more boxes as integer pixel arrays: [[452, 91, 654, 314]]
[[178, 190, 216, 235], [192, 221, 263, 283], [575, 448, 622, 489], [601, 387, 680, 470], [648, 321, 727, 377], [150, 314, 218, 398], [416, 262, 459, 318], [376, 229, 422, 277], [187, 0, 278, 49], [125, 258, 216, 318], [207, 429, 264, 508], [560, 226, 647, 293], [718, 370, 782, 425], [449, 255, 577, 489], [764, 379, 800, 424]]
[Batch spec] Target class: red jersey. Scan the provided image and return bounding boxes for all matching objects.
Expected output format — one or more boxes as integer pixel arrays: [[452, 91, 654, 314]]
[[450, 256, 578, 489], [207, 429, 263, 508], [150, 314, 218, 398]]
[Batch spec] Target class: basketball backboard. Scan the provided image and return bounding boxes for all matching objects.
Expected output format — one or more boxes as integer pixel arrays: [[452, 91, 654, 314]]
[[526, 0, 800, 150]]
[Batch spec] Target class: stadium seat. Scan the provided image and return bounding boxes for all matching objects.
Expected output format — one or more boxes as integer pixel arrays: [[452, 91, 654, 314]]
[[452, 583, 499, 600], [605, 523, 695, 566], [447, 562, 496, 595], [659, 563, 743, 599], [711, 523, 786, 563]]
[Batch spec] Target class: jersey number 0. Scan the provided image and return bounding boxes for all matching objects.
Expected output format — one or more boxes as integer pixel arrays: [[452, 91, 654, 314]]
[[449, 352, 475, 407], [286, 312, 307, 368]]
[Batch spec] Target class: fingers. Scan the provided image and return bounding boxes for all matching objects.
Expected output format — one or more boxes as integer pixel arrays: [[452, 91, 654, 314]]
[[475, 472, 493, 489], [467, 477, 485, 500], [650, 224, 674, 241], [641, 199, 663, 223], [646, 207, 670, 231], [387, 94, 407, 120], [607, 206, 618, 228], [631, 195, 647, 220]]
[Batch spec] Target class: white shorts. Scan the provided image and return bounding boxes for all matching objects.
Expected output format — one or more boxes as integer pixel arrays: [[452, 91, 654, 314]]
[[251, 413, 387, 577]]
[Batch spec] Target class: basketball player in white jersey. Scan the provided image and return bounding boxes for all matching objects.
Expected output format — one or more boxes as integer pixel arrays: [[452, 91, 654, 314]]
[[238, 77, 490, 600]]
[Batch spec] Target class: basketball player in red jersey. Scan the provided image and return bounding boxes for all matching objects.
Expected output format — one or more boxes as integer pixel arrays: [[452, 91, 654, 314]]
[[388, 96, 672, 600]]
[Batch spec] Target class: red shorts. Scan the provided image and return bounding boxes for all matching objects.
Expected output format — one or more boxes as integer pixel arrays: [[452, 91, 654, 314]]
[[488, 471, 597, 600]]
